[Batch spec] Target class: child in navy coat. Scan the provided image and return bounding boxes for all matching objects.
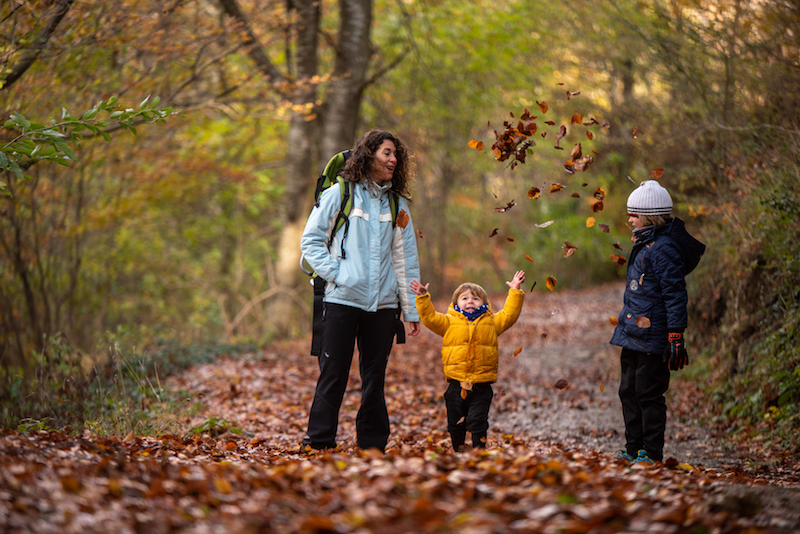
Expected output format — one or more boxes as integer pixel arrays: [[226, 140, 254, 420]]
[[610, 180, 705, 463]]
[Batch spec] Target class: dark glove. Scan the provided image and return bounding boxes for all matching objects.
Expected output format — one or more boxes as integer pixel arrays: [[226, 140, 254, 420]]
[[663, 331, 688, 370]]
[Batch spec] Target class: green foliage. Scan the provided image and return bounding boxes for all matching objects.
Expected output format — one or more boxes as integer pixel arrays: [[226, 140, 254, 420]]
[[0, 330, 256, 435], [0, 96, 174, 195]]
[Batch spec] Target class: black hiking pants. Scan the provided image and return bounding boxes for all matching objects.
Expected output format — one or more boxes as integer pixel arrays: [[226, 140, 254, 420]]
[[619, 347, 671, 461], [305, 303, 398, 451], [443, 379, 493, 451]]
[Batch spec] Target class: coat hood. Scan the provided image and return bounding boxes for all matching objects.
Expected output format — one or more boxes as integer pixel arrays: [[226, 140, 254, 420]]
[[661, 217, 706, 275]]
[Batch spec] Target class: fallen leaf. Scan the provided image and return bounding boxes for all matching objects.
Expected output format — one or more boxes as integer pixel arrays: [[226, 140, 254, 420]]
[[555, 379, 569, 389], [124, 430, 135, 442], [600, 384, 605, 392]]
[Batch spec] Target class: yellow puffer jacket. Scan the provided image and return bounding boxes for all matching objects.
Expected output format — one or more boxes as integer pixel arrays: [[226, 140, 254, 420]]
[[416, 288, 524, 383]]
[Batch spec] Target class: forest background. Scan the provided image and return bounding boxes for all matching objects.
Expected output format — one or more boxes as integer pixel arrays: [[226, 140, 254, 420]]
[[1, 0, 799, 456]]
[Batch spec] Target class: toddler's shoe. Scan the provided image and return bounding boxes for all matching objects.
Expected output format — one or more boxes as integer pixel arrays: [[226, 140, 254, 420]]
[[616, 449, 635, 462], [634, 449, 655, 464]]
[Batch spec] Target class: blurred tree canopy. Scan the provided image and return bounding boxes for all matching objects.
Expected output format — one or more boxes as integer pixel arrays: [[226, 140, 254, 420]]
[[2, 0, 799, 432]]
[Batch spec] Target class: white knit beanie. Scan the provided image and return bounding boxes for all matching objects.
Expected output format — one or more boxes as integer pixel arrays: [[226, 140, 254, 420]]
[[626, 180, 672, 216]]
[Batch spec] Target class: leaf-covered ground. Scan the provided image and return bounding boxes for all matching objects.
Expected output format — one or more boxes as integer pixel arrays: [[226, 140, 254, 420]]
[[2, 283, 799, 533]]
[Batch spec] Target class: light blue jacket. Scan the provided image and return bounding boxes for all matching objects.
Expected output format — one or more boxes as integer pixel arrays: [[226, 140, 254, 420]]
[[300, 181, 421, 323]]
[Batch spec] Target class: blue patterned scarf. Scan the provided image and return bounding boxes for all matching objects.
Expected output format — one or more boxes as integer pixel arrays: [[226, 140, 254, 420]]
[[455, 304, 489, 321]]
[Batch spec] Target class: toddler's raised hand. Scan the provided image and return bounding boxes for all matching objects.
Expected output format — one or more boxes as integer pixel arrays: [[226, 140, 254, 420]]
[[507, 270, 525, 290], [409, 279, 430, 295]]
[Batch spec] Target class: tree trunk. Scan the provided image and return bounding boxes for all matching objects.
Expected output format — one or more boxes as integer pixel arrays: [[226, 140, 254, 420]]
[[271, 0, 373, 337]]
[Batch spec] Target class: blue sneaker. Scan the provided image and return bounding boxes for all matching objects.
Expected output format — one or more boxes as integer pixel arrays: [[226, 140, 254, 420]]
[[616, 450, 635, 462], [635, 449, 655, 464]]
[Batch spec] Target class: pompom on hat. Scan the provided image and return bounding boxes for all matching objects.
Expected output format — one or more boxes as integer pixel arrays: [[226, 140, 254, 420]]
[[626, 180, 672, 216]]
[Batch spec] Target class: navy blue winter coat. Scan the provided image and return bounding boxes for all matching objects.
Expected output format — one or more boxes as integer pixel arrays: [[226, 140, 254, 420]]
[[610, 218, 706, 355]]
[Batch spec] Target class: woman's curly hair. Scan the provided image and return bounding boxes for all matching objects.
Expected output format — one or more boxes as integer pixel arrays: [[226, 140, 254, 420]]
[[341, 129, 414, 197]]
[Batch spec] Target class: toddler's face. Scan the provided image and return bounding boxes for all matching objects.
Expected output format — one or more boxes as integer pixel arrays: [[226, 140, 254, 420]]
[[457, 290, 484, 313]]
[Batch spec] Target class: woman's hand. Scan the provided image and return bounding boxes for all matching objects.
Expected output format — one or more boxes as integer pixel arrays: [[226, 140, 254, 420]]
[[408, 322, 421, 337]]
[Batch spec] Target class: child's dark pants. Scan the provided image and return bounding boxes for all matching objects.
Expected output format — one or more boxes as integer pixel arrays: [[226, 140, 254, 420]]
[[443, 379, 493, 451], [619, 347, 671, 461], [306, 303, 397, 451]]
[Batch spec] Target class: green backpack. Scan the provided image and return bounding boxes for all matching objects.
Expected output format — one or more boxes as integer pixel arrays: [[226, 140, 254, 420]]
[[301, 150, 401, 355]]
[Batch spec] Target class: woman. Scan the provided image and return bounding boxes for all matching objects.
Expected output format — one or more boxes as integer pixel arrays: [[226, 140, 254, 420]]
[[300, 129, 421, 453]]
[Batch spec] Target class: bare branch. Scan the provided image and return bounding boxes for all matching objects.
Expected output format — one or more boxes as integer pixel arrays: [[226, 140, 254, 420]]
[[0, 0, 75, 91], [217, 0, 287, 87]]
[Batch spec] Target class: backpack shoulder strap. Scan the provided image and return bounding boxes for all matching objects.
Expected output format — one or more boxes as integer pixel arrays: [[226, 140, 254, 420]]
[[327, 176, 354, 258]]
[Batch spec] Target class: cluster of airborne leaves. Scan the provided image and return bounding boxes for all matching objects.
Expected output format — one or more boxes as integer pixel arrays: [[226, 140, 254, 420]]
[[467, 88, 671, 293]]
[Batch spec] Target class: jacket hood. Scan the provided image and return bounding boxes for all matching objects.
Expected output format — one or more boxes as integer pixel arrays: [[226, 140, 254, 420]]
[[659, 217, 706, 275]]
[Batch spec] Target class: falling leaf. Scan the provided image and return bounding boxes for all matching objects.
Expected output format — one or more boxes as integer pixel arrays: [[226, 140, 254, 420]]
[[586, 217, 596, 228], [541, 332, 548, 339], [537, 101, 549, 113], [513, 347, 522, 357], [468, 139, 484, 151], [550, 183, 565, 193], [527, 187, 541, 199], [592, 201, 604, 212], [570, 113, 583, 124], [610, 254, 627, 266], [633, 127, 639, 139], [460, 388, 467, 399], [610, 316, 618, 325], [571, 193, 580, 198], [506, 237, 515, 242], [599, 224, 610, 233], [530, 281, 537, 292], [573, 155, 593, 172], [494, 200, 517, 212], [456, 416, 465, 425], [534, 220, 555, 229], [545, 276, 557, 291], [461, 381, 473, 391], [396, 209, 410, 228], [417, 229, 423, 239], [523, 254, 533, 263], [570, 143, 582, 160], [556, 125, 567, 141], [594, 187, 606, 200], [650, 168, 665, 179], [635, 316, 651, 329], [582, 118, 600, 126], [562, 241, 578, 258], [555, 379, 569, 389], [613, 241, 623, 250], [489, 228, 499, 237], [586, 131, 594, 140], [602, 122, 611, 129], [544, 120, 556, 125]]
